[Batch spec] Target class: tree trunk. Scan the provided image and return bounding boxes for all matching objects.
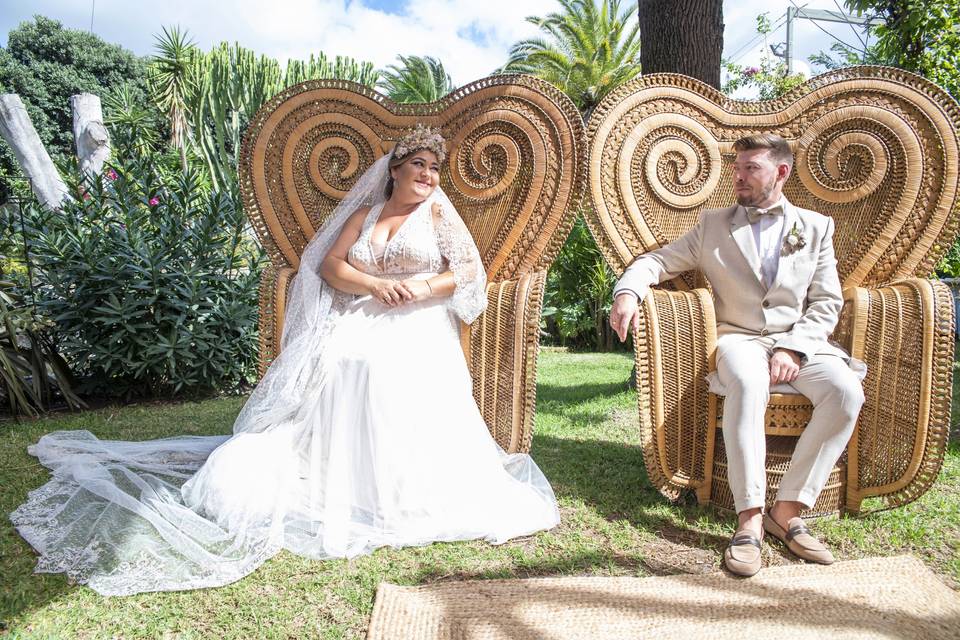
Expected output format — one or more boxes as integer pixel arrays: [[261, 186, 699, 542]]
[[70, 93, 110, 177], [0, 94, 68, 209], [637, 0, 724, 89]]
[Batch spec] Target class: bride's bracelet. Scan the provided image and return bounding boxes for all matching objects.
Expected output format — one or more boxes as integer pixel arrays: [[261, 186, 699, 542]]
[[425, 279, 434, 297]]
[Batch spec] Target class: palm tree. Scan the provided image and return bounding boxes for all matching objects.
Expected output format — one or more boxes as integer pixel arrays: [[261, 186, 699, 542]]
[[378, 55, 454, 103], [504, 0, 640, 116], [149, 26, 198, 171]]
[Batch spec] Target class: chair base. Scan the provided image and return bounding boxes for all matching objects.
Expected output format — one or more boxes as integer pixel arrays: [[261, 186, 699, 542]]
[[710, 432, 847, 517]]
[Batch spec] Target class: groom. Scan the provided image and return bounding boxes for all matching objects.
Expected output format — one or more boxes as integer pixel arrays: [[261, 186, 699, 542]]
[[609, 134, 864, 577]]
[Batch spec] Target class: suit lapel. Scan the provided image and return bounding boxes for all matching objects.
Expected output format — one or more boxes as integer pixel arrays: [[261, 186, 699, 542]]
[[770, 200, 801, 291], [729, 205, 765, 288]]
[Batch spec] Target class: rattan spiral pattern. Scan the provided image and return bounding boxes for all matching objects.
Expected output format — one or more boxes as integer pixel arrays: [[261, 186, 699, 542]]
[[584, 67, 960, 289], [239, 75, 586, 282]]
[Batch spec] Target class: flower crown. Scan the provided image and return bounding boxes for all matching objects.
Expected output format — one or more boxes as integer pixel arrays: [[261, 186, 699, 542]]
[[392, 125, 447, 163]]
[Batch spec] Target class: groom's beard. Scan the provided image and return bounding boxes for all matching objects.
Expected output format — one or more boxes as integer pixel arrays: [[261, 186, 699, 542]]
[[735, 175, 777, 207]]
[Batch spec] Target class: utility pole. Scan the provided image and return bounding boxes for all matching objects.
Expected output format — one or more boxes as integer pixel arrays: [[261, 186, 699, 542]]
[[780, 7, 884, 73]]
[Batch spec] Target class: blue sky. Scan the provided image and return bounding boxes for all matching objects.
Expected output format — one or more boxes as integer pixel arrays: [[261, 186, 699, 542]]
[[0, 0, 873, 96]]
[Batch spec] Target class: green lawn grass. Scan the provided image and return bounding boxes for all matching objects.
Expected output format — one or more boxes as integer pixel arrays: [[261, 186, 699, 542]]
[[1, 350, 957, 638]]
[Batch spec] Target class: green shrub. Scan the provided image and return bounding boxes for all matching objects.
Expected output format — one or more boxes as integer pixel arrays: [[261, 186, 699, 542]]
[[543, 217, 619, 350], [0, 279, 85, 415], [936, 240, 960, 279], [19, 157, 265, 398], [1, 202, 83, 415]]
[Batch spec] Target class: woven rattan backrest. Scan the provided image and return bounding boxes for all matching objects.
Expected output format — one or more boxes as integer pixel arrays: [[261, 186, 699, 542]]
[[585, 67, 960, 289], [240, 76, 585, 282]]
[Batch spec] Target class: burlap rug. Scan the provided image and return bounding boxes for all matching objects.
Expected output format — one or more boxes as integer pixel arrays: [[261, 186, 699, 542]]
[[367, 555, 959, 639]]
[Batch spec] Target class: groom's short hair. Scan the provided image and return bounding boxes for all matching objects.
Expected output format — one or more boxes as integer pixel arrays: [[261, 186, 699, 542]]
[[733, 133, 793, 168]]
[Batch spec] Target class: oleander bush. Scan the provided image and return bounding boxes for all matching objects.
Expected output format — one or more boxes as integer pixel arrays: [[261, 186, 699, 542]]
[[17, 156, 265, 398]]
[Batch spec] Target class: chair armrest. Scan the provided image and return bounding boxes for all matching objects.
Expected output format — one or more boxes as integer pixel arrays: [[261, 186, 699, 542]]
[[257, 265, 297, 378], [463, 271, 547, 454], [844, 278, 954, 513], [635, 287, 718, 503]]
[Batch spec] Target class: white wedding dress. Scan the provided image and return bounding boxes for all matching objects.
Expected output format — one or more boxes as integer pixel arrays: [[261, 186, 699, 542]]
[[11, 185, 560, 595]]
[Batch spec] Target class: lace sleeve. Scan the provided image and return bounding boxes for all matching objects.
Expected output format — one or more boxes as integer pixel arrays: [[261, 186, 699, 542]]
[[432, 198, 487, 324]]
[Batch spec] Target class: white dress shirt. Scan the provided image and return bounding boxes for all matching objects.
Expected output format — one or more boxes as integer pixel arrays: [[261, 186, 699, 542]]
[[747, 196, 787, 288]]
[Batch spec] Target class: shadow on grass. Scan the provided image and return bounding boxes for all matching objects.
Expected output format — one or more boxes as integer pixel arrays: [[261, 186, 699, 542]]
[[536, 381, 630, 407], [533, 436, 727, 549]]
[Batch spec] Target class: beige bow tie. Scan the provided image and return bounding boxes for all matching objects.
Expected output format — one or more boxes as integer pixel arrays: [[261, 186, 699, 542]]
[[745, 204, 784, 224]]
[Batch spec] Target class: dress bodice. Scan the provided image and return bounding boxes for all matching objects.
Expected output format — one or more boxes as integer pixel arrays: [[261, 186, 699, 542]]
[[348, 202, 446, 276]]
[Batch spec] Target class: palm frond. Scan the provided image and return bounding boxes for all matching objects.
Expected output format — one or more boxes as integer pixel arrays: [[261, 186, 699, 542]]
[[503, 0, 641, 113]]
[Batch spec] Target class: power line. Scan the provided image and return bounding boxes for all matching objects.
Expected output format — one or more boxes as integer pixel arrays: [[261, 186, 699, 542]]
[[726, 11, 789, 64], [787, 0, 866, 53], [832, 0, 868, 50]]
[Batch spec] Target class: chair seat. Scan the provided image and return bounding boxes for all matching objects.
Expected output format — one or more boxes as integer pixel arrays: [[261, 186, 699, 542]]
[[713, 392, 814, 437], [706, 371, 802, 397]]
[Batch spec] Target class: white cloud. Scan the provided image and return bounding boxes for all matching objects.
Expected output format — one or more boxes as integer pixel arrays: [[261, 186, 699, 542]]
[[263, 0, 558, 84]]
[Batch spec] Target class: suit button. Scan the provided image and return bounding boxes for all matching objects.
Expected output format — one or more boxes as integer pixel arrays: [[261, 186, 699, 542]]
[[762, 300, 770, 308], [760, 329, 769, 336]]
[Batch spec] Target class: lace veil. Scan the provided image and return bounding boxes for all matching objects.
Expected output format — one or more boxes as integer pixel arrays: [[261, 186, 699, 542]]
[[10, 142, 492, 596]]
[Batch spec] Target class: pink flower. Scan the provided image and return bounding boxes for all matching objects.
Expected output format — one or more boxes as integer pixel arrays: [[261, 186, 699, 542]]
[[149, 197, 160, 207], [106, 168, 118, 181], [82, 192, 91, 201], [744, 66, 760, 77]]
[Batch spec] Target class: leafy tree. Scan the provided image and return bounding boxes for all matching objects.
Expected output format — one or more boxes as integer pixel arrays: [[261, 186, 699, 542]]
[[102, 81, 165, 159], [846, 0, 960, 98], [542, 218, 617, 350], [504, 0, 640, 116], [378, 55, 453, 103], [0, 15, 149, 200], [504, 0, 638, 350], [808, 41, 891, 71]]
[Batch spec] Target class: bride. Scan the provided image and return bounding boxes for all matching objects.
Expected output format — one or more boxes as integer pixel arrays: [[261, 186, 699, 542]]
[[10, 126, 560, 596]]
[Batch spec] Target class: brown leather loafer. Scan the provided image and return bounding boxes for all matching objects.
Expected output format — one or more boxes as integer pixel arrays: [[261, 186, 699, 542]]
[[723, 531, 762, 577], [763, 514, 834, 564]]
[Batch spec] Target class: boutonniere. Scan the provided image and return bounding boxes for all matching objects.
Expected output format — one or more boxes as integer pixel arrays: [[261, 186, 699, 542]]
[[782, 222, 807, 255]]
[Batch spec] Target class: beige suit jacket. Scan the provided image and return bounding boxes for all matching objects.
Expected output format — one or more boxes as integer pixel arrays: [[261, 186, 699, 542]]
[[614, 199, 847, 360]]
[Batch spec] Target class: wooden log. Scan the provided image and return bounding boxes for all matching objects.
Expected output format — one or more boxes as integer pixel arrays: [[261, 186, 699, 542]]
[[70, 93, 110, 177], [0, 94, 68, 209]]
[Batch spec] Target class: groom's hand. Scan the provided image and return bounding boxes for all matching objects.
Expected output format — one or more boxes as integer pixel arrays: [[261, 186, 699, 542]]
[[769, 348, 801, 385], [610, 293, 641, 342]]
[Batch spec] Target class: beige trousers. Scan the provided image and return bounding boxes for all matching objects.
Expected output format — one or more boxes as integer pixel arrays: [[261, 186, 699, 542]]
[[715, 336, 864, 513]]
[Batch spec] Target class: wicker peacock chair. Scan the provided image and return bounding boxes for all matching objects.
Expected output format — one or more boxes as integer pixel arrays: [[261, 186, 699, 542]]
[[584, 67, 959, 515], [239, 75, 586, 454]]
